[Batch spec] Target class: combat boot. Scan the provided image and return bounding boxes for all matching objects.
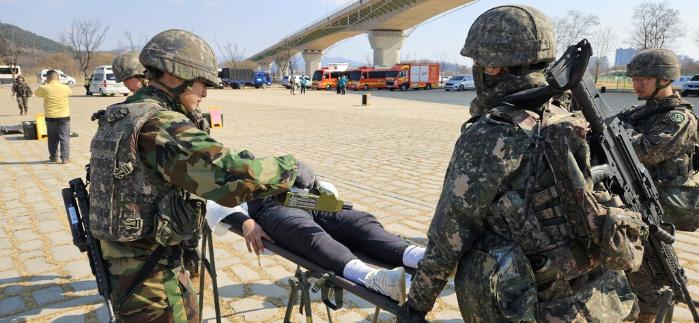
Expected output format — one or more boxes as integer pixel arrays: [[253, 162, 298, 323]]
[[364, 267, 406, 305]]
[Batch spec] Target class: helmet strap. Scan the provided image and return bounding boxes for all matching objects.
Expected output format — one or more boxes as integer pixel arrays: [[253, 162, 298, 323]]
[[150, 79, 194, 107], [647, 79, 672, 100]]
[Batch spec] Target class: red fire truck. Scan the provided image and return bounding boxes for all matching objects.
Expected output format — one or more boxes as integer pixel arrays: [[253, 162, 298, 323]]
[[311, 68, 351, 90], [385, 63, 440, 91], [347, 66, 394, 90]]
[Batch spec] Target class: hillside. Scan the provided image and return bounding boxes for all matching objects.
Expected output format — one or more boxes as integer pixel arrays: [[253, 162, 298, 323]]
[[0, 22, 68, 53]]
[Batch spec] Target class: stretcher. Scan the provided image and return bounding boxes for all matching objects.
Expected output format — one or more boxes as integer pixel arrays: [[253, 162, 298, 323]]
[[213, 212, 412, 323]]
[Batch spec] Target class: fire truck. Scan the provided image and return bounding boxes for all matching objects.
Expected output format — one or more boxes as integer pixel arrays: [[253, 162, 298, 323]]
[[347, 66, 393, 90], [311, 67, 351, 90], [385, 63, 440, 91]]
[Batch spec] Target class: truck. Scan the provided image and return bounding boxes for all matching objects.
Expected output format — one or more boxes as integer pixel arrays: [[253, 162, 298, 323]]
[[220, 68, 272, 89], [311, 67, 351, 90], [347, 66, 392, 91], [385, 63, 440, 91]]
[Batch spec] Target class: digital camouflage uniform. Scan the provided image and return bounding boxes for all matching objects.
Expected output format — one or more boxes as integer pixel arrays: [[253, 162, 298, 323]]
[[404, 6, 646, 322], [619, 48, 699, 319], [89, 30, 299, 323], [12, 78, 32, 115]]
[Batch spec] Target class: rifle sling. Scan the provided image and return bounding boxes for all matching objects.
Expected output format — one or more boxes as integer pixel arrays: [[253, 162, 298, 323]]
[[114, 245, 171, 312]]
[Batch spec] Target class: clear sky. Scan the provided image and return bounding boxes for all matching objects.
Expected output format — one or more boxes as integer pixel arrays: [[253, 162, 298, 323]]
[[1, 0, 697, 66]]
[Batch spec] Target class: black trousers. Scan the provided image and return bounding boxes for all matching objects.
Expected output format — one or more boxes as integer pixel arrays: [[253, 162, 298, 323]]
[[46, 117, 70, 160], [248, 199, 410, 274]]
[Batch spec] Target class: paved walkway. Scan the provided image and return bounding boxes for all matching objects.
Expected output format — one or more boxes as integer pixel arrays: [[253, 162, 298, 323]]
[[0, 86, 697, 322]]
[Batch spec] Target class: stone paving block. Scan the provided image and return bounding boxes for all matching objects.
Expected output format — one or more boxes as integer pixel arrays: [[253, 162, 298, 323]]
[[201, 306, 231, 323], [23, 258, 57, 275], [335, 310, 368, 322], [3, 284, 24, 297], [429, 309, 463, 322], [229, 298, 278, 322], [38, 220, 65, 233], [17, 239, 43, 252], [0, 238, 11, 249], [250, 280, 287, 300], [18, 250, 45, 261], [50, 310, 87, 323], [217, 271, 245, 299], [0, 295, 25, 316], [32, 286, 65, 305], [0, 269, 21, 285], [263, 265, 293, 284], [64, 259, 92, 279], [47, 231, 73, 245], [230, 264, 260, 282], [70, 280, 97, 294], [13, 229, 39, 241], [0, 256, 14, 271], [51, 245, 83, 262]]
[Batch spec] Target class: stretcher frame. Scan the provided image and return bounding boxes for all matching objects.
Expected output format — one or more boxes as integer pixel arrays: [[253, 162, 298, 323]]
[[219, 215, 411, 323]]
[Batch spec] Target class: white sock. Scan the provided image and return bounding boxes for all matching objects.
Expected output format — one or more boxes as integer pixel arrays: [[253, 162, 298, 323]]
[[342, 259, 374, 285], [402, 245, 425, 268]]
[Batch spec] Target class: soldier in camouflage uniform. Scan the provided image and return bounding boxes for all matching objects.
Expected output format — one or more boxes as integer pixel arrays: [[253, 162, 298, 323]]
[[88, 29, 313, 322], [11, 75, 33, 115], [399, 6, 648, 322], [112, 50, 147, 93], [617, 48, 699, 323]]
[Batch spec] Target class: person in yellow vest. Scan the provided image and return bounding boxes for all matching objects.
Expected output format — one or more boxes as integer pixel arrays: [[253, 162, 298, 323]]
[[35, 70, 72, 163]]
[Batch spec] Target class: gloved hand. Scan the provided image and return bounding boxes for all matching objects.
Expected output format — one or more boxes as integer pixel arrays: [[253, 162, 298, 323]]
[[396, 303, 428, 323], [293, 160, 318, 190]]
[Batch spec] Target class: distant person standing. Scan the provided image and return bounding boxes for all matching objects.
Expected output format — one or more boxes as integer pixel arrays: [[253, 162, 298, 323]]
[[11, 75, 32, 116], [341, 75, 347, 95], [300, 76, 307, 94], [290, 75, 296, 95], [84, 74, 92, 95], [35, 70, 71, 163]]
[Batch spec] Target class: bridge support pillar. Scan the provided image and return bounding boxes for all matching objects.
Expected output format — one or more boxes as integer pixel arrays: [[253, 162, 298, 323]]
[[368, 30, 405, 67], [302, 50, 324, 75]]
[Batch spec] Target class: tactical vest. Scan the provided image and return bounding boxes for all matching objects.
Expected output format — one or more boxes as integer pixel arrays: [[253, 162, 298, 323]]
[[484, 105, 603, 281], [89, 102, 176, 242]]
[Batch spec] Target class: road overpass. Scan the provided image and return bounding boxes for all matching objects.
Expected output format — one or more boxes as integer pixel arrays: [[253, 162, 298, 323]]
[[248, 0, 477, 73]]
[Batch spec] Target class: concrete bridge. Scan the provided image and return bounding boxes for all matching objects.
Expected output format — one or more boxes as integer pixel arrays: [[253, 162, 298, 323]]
[[248, 0, 477, 73]]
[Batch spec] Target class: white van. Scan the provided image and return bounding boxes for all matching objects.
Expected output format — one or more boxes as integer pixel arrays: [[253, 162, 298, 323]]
[[38, 69, 76, 85], [0, 65, 21, 84], [88, 65, 130, 96]]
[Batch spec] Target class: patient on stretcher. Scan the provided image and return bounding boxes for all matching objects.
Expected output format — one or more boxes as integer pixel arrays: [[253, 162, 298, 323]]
[[206, 182, 426, 305]]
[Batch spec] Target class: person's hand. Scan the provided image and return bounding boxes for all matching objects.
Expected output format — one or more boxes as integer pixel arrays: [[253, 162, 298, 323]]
[[294, 160, 318, 190], [241, 218, 273, 255]]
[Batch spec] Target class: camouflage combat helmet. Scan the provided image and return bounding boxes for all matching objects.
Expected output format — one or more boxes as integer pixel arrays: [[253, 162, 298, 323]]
[[139, 29, 220, 86], [460, 5, 556, 67], [626, 48, 681, 81], [112, 50, 145, 83]]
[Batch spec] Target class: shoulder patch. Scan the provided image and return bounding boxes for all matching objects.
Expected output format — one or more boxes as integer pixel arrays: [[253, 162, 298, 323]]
[[670, 111, 686, 123]]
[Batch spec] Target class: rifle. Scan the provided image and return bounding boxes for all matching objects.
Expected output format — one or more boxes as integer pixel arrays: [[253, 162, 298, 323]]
[[557, 39, 698, 322], [62, 176, 116, 322]]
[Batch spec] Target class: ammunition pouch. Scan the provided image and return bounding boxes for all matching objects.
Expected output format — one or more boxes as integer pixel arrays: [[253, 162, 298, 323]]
[[657, 176, 699, 231], [455, 234, 537, 322], [153, 191, 202, 246]]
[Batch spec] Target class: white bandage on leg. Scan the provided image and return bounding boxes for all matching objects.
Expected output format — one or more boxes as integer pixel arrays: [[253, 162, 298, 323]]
[[402, 245, 426, 268], [205, 200, 248, 236], [342, 259, 374, 285]]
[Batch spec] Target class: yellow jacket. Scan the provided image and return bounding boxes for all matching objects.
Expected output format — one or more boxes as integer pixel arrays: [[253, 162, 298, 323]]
[[35, 80, 71, 118]]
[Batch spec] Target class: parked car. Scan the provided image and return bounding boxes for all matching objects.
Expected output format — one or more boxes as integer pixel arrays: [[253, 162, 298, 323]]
[[37, 69, 76, 85], [672, 75, 692, 90], [87, 65, 130, 96], [681, 74, 699, 97], [444, 75, 474, 91], [281, 75, 310, 89]]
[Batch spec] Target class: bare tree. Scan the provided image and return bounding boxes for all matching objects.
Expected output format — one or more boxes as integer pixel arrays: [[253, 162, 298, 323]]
[[630, 2, 684, 49], [216, 40, 245, 69], [0, 28, 23, 79], [61, 18, 109, 80], [555, 10, 600, 53], [123, 30, 148, 51], [590, 27, 616, 83], [435, 50, 449, 75]]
